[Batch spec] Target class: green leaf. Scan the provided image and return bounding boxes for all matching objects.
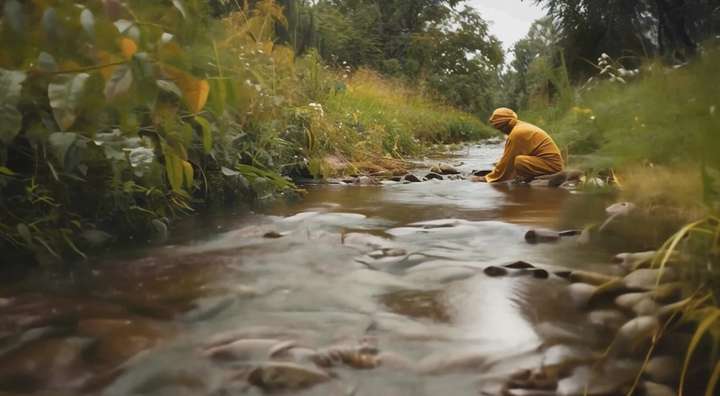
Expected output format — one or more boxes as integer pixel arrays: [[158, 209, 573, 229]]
[[37, 52, 57, 72], [195, 116, 212, 154], [80, 8, 95, 38], [0, 68, 27, 144], [208, 78, 227, 115], [182, 160, 194, 189], [172, 0, 188, 19], [157, 80, 182, 97], [0, 69, 25, 103], [3, 0, 24, 33], [0, 106, 22, 145], [104, 64, 133, 101], [163, 144, 184, 192], [48, 73, 89, 131], [221, 166, 240, 176], [48, 132, 78, 170], [0, 166, 15, 176], [42, 7, 59, 37], [16, 223, 32, 246], [680, 308, 720, 394]]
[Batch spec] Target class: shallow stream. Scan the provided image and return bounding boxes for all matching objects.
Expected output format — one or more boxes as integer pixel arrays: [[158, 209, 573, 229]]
[[0, 143, 688, 395]]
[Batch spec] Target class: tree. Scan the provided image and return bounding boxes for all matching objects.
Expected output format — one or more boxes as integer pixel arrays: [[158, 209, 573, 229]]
[[533, 0, 720, 77]]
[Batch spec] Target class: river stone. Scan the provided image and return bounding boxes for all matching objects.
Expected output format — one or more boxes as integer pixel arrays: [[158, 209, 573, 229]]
[[204, 338, 288, 361], [483, 266, 508, 277], [505, 261, 536, 269], [424, 172, 444, 181], [588, 309, 627, 330], [632, 298, 661, 316], [524, 229, 560, 244], [644, 356, 680, 383], [641, 381, 677, 396], [368, 248, 407, 259], [404, 174, 421, 183], [528, 269, 550, 279], [569, 270, 618, 286], [430, 164, 460, 175], [617, 316, 660, 344], [246, 362, 331, 391], [652, 283, 684, 303], [404, 267, 476, 284], [623, 269, 677, 290], [613, 251, 656, 271], [615, 292, 652, 310], [567, 283, 596, 307], [528, 179, 551, 187]]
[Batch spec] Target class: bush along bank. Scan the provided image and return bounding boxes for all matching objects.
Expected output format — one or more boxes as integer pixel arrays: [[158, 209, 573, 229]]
[[517, 48, 720, 394], [0, 0, 491, 267]]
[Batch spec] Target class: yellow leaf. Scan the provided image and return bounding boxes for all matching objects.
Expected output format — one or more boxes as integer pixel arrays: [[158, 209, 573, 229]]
[[120, 38, 138, 59], [161, 65, 210, 114], [182, 160, 194, 189], [96, 50, 116, 80]]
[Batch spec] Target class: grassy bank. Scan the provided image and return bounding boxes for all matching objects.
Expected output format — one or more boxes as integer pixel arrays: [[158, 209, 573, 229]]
[[522, 48, 720, 393], [0, 1, 489, 266]]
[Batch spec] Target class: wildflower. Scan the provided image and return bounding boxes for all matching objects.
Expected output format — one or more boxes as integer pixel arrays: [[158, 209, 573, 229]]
[[308, 102, 324, 117]]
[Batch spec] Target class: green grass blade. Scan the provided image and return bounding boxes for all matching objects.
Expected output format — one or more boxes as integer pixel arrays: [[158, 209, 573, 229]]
[[680, 309, 720, 396], [706, 359, 720, 396]]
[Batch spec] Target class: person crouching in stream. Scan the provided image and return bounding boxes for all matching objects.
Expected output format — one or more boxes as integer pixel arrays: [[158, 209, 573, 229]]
[[472, 108, 564, 183]]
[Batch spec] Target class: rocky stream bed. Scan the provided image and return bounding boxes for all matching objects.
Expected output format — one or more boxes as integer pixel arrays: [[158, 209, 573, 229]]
[[0, 142, 704, 395]]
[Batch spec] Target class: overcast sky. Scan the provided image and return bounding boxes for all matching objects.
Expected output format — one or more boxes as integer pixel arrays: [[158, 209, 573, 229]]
[[466, 1, 547, 52]]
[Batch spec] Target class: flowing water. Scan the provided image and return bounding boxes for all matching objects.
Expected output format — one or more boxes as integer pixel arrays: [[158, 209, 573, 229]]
[[0, 143, 673, 395]]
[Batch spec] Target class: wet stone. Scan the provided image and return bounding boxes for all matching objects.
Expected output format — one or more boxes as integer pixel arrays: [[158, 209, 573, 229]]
[[644, 356, 679, 384], [430, 163, 460, 175], [483, 266, 509, 277], [246, 362, 332, 391], [624, 269, 677, 290], [424, 172, 444, 180], [262, 231, 284, 239], [380, 290, 450, 323], [524, 229, 560, 244], [404, 174, 422, 183], [505, 261, 536, 269]]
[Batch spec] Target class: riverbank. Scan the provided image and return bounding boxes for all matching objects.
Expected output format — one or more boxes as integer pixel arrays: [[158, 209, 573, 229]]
[[0, 142, 714, 395], [0, 2, 492, 268]]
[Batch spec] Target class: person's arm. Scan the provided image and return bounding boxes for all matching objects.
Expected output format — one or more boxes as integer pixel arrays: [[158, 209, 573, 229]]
[[484, 135, 519, 183]]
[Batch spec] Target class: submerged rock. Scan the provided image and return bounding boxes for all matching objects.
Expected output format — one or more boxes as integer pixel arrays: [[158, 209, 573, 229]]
[[569, 271, 619, 286], [613, 251, 656, 271], [615, 292, 652, 310], [404, 174, 422, 183], [641, 381, 677, 396], [623, 269, 677, 290], [483, 266, 509, 277], [424, 172, 444, 181], [588, 309, 627, 330], [567, 283, 596, 307], [504, 261, 536, 269], [617, 316, 660, 345], [644, 356, 679, 384], [246, 362, 331, 391], [524, 229, 561, 244], [430, 163, 460, 175]]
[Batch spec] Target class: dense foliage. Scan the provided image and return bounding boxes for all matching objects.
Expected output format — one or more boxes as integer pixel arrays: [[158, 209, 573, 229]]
[[532, 0, 720, 78], [0, 0, 491, 265]]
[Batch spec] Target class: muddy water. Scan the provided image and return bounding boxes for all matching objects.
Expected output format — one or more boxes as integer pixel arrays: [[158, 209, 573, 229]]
[[0, 143, 644, 395]]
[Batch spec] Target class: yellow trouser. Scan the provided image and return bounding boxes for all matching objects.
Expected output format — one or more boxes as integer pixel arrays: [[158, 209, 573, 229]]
[[513, 155, 563, 178]]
